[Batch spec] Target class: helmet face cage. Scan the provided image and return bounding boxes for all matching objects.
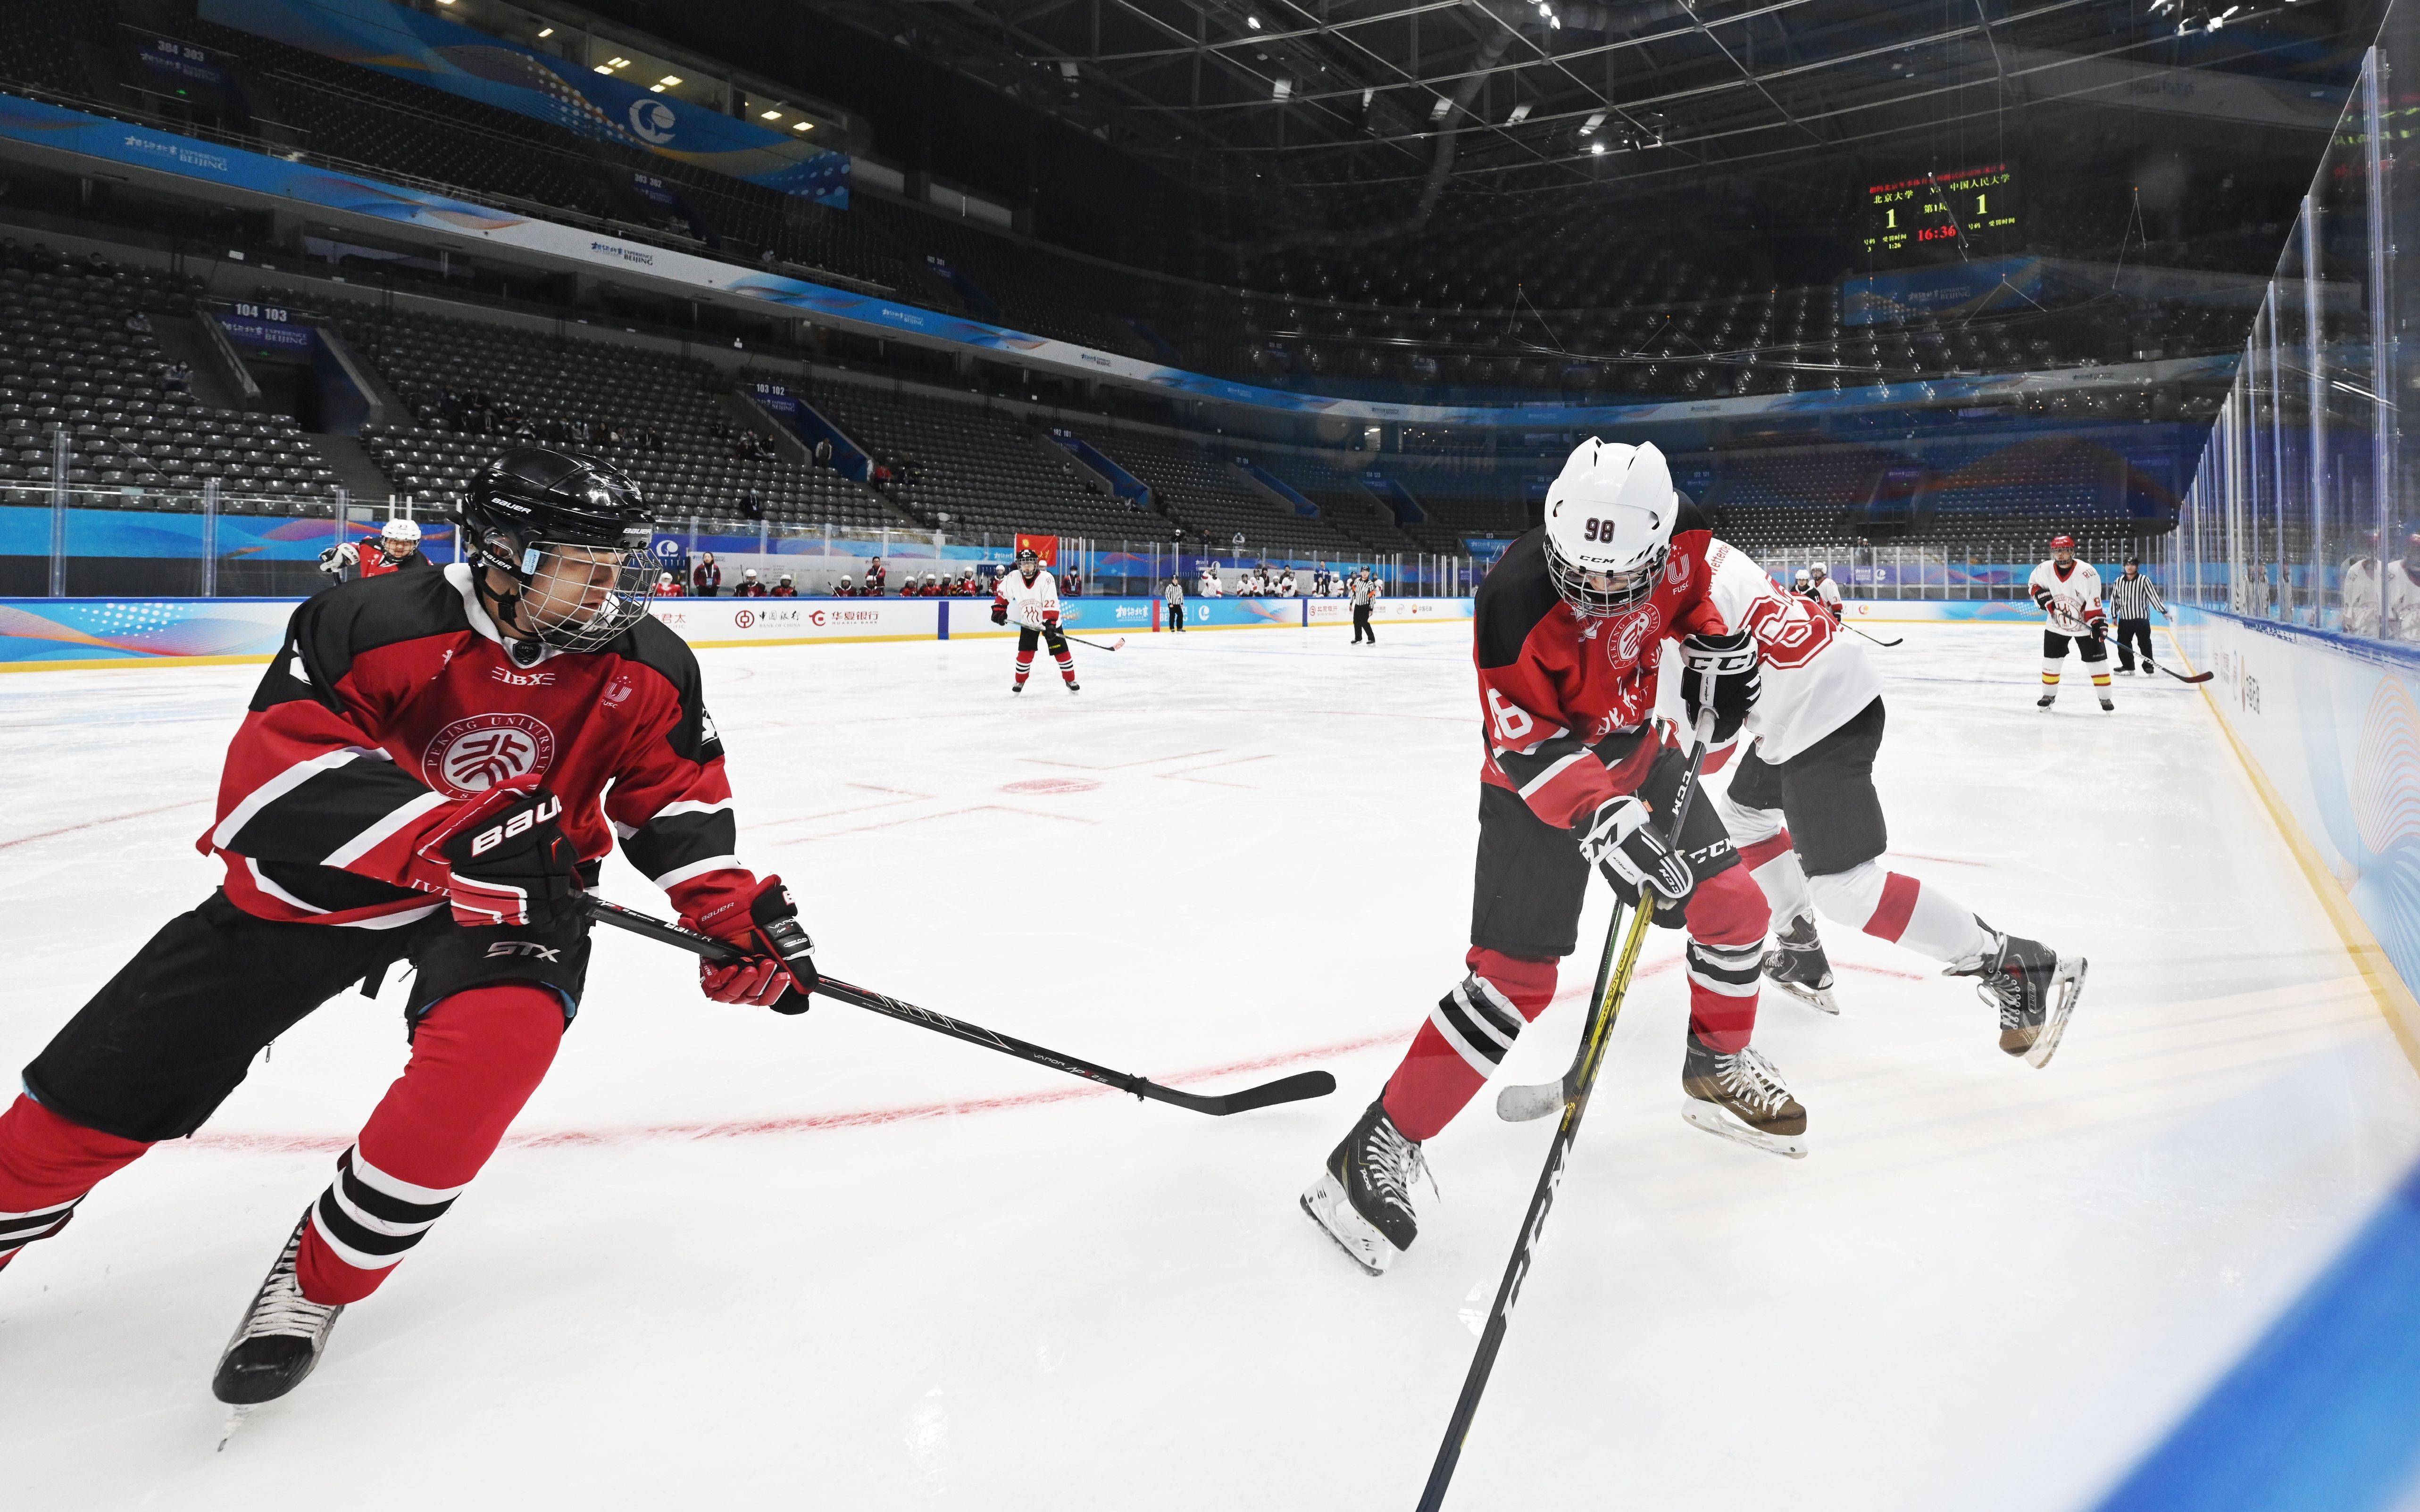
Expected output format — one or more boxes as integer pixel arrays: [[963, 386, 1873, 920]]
[[505, 528, 662, 652], [1542, 531, 1667, 616]]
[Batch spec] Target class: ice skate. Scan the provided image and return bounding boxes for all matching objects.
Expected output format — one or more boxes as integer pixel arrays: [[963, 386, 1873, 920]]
[[1010, 682, 1024, 694], [1300, 1097, 1430, 1276], [2036, 691, 2056, 710], [2098, 694, 2115, 712], [1947, 928, 2085, 1068], [1761, 914, 1839, 1015], [212, 1212, 343, 1409], [1681, 1035, 1809, 1158], [1065, 681, 1080, 693]]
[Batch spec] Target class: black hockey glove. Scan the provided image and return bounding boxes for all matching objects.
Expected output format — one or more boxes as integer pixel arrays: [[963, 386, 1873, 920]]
[[1679, 632, 1761, 745], [685, 876, 819, 1013], [990, 604, 1008, 626], [1577, 795, 1693, 904], [413, 783, 582, 930]]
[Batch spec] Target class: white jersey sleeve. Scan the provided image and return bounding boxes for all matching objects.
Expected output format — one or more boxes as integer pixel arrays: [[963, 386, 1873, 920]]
[[1700, 540, 1885, 764], [994, 569, 1061, 627], [2028, 562, 2105, 633]]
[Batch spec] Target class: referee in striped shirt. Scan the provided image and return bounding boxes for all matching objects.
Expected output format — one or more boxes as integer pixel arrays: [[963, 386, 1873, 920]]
[[2108, 557, 2170, 674]]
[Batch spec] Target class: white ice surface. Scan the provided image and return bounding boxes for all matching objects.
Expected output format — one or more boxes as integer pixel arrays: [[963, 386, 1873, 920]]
[[1, 621, 2415, 1512]]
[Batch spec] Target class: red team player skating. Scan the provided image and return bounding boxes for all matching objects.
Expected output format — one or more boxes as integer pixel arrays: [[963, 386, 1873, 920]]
[[1693, 536, 2087, 1041], [1302, 439, 1804, 1275], [991, 545, 1080, 693], [0, 449, 820, 1413]]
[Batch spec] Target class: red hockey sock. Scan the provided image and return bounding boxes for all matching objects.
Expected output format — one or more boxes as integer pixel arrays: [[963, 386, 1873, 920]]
[[1682, 869, 1769, 1053], [1014, 648, 1035, 687], [0, 1094, 151, 1271], [1054, 648, 1076, 683], [1381, 947, 1558, 1142], [295, 984, 565, 1306]]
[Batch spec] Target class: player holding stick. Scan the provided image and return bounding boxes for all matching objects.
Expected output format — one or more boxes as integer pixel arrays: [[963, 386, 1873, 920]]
[[1299, 439, 1805, 1278], [2031, 535, 2114, 712], [991, 547, 1080, 694], [0, 449, 820, 1411]]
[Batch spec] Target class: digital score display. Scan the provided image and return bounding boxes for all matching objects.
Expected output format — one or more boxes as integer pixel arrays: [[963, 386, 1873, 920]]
[[1862, 163, 2019, 259]]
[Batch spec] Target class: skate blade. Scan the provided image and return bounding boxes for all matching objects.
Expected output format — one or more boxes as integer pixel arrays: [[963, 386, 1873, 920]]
[[2025, 957, 2087, 1069], [1494, 1079, 1568, 1122], [1299, 1172, 1396, 1276], [216, 1404, 254, 1452], [1681, 1099, 1809, 1159], [1764, 972, 1840, 1016]]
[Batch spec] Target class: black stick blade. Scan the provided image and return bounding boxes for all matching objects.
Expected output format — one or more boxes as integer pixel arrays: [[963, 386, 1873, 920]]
[[1142, 1069, 1337, 1116]]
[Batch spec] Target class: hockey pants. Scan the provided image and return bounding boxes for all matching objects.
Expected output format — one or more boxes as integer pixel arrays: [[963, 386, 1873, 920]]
[[0, 891, 585, 1303], [1715, 701, 1990, 966]]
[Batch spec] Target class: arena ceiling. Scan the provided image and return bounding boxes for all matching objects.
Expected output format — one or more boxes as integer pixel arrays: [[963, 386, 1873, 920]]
[[806, 0, 2366, 228]]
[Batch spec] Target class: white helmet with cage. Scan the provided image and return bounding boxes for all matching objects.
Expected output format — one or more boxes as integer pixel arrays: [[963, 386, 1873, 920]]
[[381, 516, 422, 545], [1540, 438, 1678, 616]]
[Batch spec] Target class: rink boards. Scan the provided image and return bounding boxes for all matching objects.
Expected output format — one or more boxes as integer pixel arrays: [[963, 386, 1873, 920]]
[[0, 594, 1472, 667]]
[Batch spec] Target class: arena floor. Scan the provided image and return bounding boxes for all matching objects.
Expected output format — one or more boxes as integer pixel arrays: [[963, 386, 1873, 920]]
[[2, 619, 2414, 1511]]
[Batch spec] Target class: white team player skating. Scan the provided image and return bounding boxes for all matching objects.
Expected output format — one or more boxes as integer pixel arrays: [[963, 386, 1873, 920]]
[[2029, 535, 2114, 712], [990, 547, 1080, 693], [1702, 538, 2085, 1060], [1805, 562, 1844, 618]]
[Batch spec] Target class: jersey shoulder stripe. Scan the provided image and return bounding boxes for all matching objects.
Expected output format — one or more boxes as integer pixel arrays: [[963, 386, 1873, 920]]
[[257, 569, 470, 714], [1476, 530, 1558, 669]]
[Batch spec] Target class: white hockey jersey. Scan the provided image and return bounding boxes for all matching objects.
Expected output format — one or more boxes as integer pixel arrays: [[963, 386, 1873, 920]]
[[2028, 560, 2106, 634], [994, 567, 1061, 628], [2389, 560, 2420, 641], [1704, 540, 1885, 764]]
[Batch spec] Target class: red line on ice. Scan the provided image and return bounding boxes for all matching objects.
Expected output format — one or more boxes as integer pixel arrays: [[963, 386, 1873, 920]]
[[0, 798, 207, 852], [184, 1029, 1418, 1156]]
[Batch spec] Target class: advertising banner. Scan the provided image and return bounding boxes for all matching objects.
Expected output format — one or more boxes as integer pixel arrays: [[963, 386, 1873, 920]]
[[1307, 597, 1476, 628], [646, 596, 940, 646], [2, 504, 453, 562], [0, 597, 299, 665], [198, 0, 849, 205]]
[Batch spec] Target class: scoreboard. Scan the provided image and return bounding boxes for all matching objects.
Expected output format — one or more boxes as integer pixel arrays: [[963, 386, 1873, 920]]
[[1861, 163, 2019, 259]]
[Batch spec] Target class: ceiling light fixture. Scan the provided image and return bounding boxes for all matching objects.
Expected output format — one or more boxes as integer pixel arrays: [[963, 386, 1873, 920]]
[[659, 75, 681, 86], [1507, 101, 1532, 124], [1430, 95, 1453, 120], [536, 26, 553, 37], [1590, 140, 1606, 155], [1273, 77, 1293, 101], [760, 109, 782, 120], [1247, 14, 1262, 28], [1580, 110, 1606, 135], [793, 120, 812, 131]]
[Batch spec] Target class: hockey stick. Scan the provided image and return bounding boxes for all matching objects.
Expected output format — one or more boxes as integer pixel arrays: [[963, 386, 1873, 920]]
[[1417, 708, 1719, 1512], [1059, 631, 1126, 652], [2143, 659, 2214, 685], [583, 897, 1333, 1116], [1844, 622, 1903, 648]]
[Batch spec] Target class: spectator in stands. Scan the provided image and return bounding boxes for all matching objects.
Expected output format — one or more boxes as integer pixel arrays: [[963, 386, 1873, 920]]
[[772, 573, 798, 598], [1063, 568, 1081, 598], [813, 438, 834, 470], [124, 310, 150, 335], [160, 362, 191, 397], [736, 569, 767, 598], [692, 552, 723, 597]]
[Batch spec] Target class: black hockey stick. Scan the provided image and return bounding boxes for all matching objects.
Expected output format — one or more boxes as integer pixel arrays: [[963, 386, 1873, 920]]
[[1417, 708, 1720, 1512], [1059, 631, 1126, 652], [2144, 659, 2214, 685], [583, 897, 1333, 1116], [1844, 622, 1903, 648]]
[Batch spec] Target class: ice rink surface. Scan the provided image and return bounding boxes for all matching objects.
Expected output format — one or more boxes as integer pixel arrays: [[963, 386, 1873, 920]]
[[4, 617, 2417, 1512]]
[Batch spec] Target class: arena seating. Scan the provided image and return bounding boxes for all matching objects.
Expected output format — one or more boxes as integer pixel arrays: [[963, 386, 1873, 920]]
[[0, 242, 339, 512], [801, 382, 1156, 542], [1080, 431, 1368, 559], [289, 295, 898, 531], [1257, 452, 1426, 555]]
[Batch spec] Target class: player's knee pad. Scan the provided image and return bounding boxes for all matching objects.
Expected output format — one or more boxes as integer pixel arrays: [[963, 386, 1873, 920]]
[[1682, 866, 1769, 949], [1807, 859, 1887, 927]]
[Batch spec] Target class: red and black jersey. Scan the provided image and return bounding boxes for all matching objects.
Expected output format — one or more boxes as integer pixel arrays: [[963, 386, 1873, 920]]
[[200, 563, 754, 930], [1473, 508, 1723, 828], [356, 546, 432, 579]]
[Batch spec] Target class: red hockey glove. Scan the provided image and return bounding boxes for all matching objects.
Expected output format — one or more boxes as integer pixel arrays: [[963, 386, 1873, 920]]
[[683, 875, 818, 1012], [411, 781, 581, 929], [990, 603, 1009, 626]]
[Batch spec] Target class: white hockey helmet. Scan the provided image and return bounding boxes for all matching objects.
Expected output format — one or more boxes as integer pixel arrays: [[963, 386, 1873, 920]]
[[1540, 438, 1677, 615], [1810, 562, 1828, 578], [1794, 567, 1812, 585], [381, 517, 422, 545], [743, 567, 759, 580]]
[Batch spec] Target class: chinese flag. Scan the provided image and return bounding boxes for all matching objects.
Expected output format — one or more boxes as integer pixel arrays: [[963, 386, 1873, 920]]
[[1014, 533, 1060, 567]]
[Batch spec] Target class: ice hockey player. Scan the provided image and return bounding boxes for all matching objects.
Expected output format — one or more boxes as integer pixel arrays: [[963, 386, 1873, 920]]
[[1300, 438, 1802, 1278], [2342, 532, 2382, 637], [2106, 557, 2170, 674], [317, 517, 431, 582], [654, 569, 684, 597], [1793, 566, 1813, 598], [0, 449, 819, 1410], [1697, 537, 2086, 1049], [2030, 535, 2113, 711], [2389, 532, 2420, 641], [991, 545, 1079, 693], [771, 573, 798, 598], [1805, 562, 1843, 621], [736, 568, 767, 598]]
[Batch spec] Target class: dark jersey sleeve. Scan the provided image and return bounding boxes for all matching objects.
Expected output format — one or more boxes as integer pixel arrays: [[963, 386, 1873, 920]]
[[200, 573, 468, 887], [601, 618, 756, 917]]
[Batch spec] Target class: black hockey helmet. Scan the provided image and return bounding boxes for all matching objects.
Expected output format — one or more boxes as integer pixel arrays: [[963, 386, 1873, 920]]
[[459, 448, 659, 654], [1015, 546, 1041, 565]]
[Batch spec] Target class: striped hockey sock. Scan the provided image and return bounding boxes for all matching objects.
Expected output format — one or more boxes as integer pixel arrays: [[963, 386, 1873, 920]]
[[1053, 647, 1076, 684], [295, 984, 564, 1306], [1014, 648, 1035, 687], [1380, 948, 1558, 1142]]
